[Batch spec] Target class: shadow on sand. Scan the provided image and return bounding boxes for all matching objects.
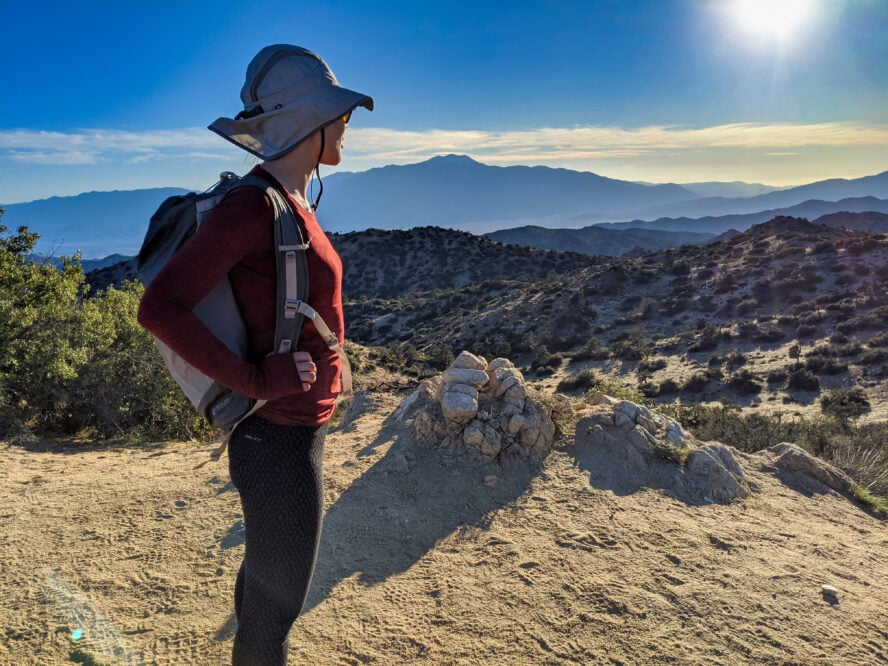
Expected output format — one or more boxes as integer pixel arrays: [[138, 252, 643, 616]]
[[301, 415, 541, 612], [215, 409, 541, 634]]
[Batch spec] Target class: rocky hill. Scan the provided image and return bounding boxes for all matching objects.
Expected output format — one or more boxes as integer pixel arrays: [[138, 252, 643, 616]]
[[86, 216, 888, 432]]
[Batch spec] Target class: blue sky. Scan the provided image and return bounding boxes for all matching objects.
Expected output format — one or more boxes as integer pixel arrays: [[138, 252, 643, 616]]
[[1, 0, 887, 203]]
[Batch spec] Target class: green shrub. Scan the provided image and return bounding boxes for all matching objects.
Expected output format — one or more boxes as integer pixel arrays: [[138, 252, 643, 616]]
[[680, 373, 709, 393], [727, 369, 761, 395], [860, 348, 888, 365], [571, 337, 609, 362], [689, 325, 730, 353], [868, 332, 888, 348], [766, 368, 788, 384], [786, 368, 820, 391], [609, 328, 652, 361], [556, 368, 599, 393], [820, 387, 871, 422], [637, 356, 668, 375], [0, 225, 207, 442]]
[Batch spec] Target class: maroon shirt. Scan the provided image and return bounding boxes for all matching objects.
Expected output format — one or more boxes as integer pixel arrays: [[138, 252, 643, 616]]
[[137, 166, 344, 426]]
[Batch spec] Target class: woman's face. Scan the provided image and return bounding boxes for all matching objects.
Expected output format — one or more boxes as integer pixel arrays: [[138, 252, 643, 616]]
[[319, 117, 347, 166]]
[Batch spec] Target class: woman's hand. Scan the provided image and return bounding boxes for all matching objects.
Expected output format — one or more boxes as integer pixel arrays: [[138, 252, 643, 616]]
[[292, 351, 317, 392]]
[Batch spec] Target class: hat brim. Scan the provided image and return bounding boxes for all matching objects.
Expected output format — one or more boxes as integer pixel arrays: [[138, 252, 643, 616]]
[[208, 85, 373, 160]]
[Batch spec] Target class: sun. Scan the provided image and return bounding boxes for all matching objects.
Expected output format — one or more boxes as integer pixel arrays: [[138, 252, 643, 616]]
[[728, 0, 815, 40]]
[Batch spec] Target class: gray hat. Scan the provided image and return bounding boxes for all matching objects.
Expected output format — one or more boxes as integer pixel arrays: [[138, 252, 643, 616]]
[[209, 44, 373, 160]]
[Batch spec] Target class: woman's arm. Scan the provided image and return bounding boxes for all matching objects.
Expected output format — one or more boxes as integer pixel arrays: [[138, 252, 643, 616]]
[[137, 187, 304, 401]]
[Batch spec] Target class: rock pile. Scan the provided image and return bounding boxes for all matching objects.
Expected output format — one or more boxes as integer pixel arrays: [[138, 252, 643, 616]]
[[576, 392, 749, 504], [412, 352, 563, 461]]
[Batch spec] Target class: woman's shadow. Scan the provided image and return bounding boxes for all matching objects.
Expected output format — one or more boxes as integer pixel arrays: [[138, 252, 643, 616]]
[[215, 403, 541, 637], [302, 415, 541, 612]]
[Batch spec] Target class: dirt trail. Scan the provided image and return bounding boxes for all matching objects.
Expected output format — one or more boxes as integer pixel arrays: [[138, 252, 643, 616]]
[[1, 390, 886, 665]]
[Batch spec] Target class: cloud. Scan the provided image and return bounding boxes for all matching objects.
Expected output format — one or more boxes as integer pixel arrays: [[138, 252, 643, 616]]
[[3, 121, 886, 165], [343, 122, 888, 163], [0, 128, 232, 165], [2, 123, 885, 188]]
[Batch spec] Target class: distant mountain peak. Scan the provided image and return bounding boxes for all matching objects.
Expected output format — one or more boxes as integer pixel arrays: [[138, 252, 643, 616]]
[[423, 154, 483, 165], [747, 215, 837, 237]]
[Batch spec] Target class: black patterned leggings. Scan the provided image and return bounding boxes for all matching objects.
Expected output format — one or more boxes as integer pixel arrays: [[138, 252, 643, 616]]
[[227, 416, 327, 666]]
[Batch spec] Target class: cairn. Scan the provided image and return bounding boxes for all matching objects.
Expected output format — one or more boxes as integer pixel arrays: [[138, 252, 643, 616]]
[[413, 351, 562, 461]]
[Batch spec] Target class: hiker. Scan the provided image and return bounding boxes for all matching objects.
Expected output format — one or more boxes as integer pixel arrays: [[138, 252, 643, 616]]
[[137, 44, 372, 665]]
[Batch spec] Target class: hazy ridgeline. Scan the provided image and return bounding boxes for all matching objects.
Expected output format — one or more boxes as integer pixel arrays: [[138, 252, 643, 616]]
[[1, 217, 886, 501]]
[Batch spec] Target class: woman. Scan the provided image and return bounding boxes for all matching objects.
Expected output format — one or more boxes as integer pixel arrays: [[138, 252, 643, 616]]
[[138, 44, 372, 665]]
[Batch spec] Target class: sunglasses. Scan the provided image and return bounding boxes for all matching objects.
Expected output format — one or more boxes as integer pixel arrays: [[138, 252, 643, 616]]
[[342, 110, 352, 124]]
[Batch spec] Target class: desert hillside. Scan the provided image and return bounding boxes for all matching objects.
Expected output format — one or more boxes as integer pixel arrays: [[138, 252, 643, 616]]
[[2, 381, 886, 665]]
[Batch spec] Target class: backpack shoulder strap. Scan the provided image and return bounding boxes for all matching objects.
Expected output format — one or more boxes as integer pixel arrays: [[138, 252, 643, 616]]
[[233, 174, 352, 394], [236, 174, 309, 355]]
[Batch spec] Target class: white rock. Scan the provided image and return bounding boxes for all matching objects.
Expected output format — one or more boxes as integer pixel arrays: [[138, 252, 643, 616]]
[[636, 414, 657, 433], [451, 351, 488, 371], [520, 425, 540, 447], [488, 358, 515, 373], [443, 367, 489, 388], [447, 383, 480, 400], [588, 391, 620, 406], [616, 401, 640, 420], [494, 374, 520, 397], [480, 427, 502, 456], [442, 391, 479, 424], [665, 422, 684, 444], [821, 584, 839, 596], [463, 422, 484, 448], [614, 410, 635, 429], [504, 384, 527, 407], [507, 413, 525, 435]]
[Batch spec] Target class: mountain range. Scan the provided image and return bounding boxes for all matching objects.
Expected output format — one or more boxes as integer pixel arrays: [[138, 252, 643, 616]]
[[2, 155, 886, 258]]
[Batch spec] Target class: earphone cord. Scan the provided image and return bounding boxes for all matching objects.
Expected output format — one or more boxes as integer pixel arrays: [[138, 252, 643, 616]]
[[310, 128, 325, 211]]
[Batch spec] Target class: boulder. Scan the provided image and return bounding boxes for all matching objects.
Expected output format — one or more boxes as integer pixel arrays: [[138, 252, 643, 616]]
[[443, 367, 489, 388], [767, 442, 853, 493], [413, 352, 559, 461]]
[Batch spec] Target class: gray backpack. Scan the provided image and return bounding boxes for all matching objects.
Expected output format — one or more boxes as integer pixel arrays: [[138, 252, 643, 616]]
[[137, 172, 351, 437]]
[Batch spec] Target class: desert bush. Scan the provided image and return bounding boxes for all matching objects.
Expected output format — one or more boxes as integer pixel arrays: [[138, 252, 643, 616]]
[[658, 378, 680, 394], [796, 324, 818, 338], [0, 224, 206, 442], [726, 369, 761, 395], [867, 332, 888, 348], [786, 368, 820, 391], [529, 346, 563, 374], [689, 325, 731, 353], [820, 387, 871, 422], [804, 351, 848, 375], [637, 356, 668, 375], [736, 298, 758, 317], [859, 348, 888, 365], [680, 373, 709, 393], [837, 314, 880, 335], [609, 328, 652, 361], [556, 368, 599, 393], [571, 337, 609, 362], [766, 368, 788, 384], [660, 402, 888, 496]]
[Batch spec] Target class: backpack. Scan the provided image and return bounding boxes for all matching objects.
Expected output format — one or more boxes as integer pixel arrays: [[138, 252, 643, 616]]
[[137, 171, 352, 442]]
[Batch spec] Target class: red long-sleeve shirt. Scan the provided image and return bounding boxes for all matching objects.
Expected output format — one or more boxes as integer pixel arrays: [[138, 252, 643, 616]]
[[137, 166, 344, 426]]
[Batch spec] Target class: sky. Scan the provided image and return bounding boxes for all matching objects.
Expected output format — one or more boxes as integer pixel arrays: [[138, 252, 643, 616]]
[[1, 0, 887, 204]]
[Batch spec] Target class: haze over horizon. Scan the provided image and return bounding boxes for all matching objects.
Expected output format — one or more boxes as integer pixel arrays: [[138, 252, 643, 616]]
[[2, 0, 887, 204]]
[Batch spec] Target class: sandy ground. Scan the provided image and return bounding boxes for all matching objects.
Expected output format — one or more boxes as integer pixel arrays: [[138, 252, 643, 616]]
[[1, 390, 887, 665]]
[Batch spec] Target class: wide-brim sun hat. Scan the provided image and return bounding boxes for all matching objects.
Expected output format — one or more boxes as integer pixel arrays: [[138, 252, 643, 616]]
[[209, 44, 373, 160]]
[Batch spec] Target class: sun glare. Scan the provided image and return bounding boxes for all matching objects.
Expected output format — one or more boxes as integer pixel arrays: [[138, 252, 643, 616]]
[[728, 0, 815, 40]]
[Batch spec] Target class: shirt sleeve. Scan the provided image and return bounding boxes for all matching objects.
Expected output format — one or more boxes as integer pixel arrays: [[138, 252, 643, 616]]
[[136, 186, 302, 400]]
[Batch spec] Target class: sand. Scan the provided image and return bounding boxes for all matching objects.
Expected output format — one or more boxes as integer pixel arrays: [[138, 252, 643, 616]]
[[1, 389, 886, 665]]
